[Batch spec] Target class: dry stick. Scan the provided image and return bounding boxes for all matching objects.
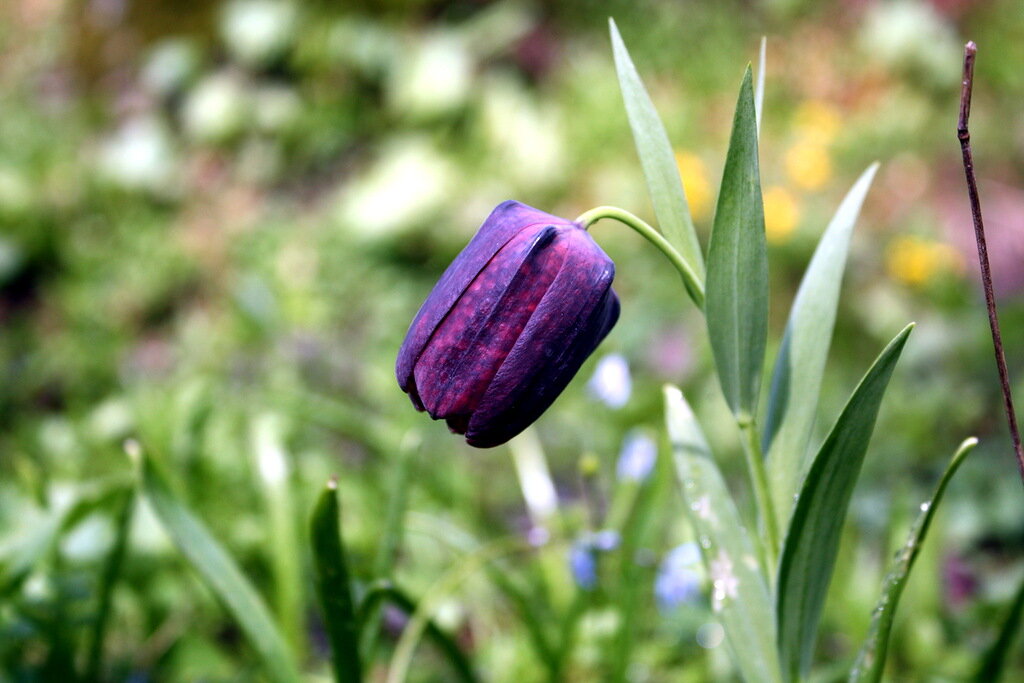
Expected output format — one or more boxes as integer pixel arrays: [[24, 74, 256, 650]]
[[957, 41, 1024, 485]]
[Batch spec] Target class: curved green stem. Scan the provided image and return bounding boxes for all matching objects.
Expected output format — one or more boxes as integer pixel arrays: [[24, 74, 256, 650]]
[[739, 416, 779, 569], [576, 206, 705, 310]]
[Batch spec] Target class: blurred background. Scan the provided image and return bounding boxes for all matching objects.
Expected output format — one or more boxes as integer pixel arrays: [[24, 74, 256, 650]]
[[2, 0, 1024, 679]]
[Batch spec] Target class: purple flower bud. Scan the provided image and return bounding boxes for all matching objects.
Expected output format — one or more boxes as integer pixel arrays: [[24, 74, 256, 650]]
[[396, 200, 619, 447]]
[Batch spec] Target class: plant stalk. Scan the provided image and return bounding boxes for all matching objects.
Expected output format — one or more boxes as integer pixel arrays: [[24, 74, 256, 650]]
[[576, 206, 705, 309], [739, 416, 779, 565], [957, 41, 1024, 487]]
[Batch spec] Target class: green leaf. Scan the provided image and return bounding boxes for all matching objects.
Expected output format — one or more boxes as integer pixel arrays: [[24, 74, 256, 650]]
[[764, 164, 880, 532], [705, 66, 769, 419], [311, 480, 363, 683], [404, 513, 559, 674], [776, 324, 914, 680], [358, 580, 478, 683], [250, 414, 303, 653], [1, 478, 128, 596], [609, 18, 705, 306], [849, 437, 977, 682], [973, 567, 1024, 682], [664, 385, 783, 683], [84, 490, 134, 682], [132, 446, 302, 683]]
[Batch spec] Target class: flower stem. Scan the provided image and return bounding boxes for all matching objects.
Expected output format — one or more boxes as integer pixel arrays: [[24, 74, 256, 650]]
[[576, 206, 705, 310], [739, 415, 779, 568], [957, 42, 1024, 487]]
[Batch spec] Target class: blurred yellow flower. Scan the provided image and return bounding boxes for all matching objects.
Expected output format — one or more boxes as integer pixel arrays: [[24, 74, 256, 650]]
[[886, 236, 963, 286], [675, 151, 712, 221], [794, 100, 842, 145], [785, 141, 832, 191], [763, 186, 800, 244]]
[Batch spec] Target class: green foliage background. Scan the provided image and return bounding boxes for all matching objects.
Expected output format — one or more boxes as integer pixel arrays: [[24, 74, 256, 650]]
[[2, 0, 1023, 679]]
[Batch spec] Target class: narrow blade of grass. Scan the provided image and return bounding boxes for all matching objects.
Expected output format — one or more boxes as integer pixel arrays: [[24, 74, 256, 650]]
[[776, 324, 913, 680], [84, 489, 134, 681], [849, 437, 977, 682], [311, 479, 363, 683], [250, 414, 303, 654], [362, 433, 420, 661], [358, 580, 478, 683], [973, 567, 1024, 682], [404, 513, 558, 675], [130, 444, 302, 683]]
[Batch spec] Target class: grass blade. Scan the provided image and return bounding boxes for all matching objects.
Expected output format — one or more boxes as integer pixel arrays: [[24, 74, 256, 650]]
[[362, 433, 420, 661], [311, 479, 363, 683], [776, 324, 914, 680], [609, 18, 705, 306], [358, 580, 478, 683], [1, 477, 128, 597], [705, 65, 769, 419], [404, 513, 558, 675], [973, 569, 1024, 682], [387, 536, 525, 683], [84, 489, 134, 681], [849, 437, 977, 682], [764, 164, 880, 532], [130, 443, 302, 683], [250, 414, 303, 654], [664, 385, 783, 683]]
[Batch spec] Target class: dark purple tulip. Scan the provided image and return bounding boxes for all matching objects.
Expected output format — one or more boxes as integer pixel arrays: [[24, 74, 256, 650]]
[[396, 200, 620, 448]]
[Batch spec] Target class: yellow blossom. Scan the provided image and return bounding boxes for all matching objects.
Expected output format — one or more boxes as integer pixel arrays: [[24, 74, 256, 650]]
[[785, 141, 832, 191], [763, 186, 800, 244], [794, 100, 842, 145], [886, 236, 963, 286], [675, 151, 712, 221]]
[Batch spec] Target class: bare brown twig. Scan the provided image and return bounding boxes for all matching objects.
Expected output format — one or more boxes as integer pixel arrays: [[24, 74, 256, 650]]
[[957, 41, 1024, 486]]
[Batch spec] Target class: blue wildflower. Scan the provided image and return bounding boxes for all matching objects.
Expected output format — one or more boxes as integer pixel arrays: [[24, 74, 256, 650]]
[[655, 542, 703, 611], [587, 353, 632, 408], [569, 529, 621, 590], [616, 430, 658, 482]]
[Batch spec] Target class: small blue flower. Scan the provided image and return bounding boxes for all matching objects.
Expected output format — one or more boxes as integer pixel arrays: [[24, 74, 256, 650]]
[[587, 353, 632, 408], [616, 430, 657, 482], [569, 543, 598, 590], [591, 529, 621, 552], [568, 529, 621, 590], [655, 542, 703, 611]]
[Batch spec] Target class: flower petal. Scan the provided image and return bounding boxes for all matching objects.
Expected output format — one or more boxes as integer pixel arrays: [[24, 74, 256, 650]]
[[413, 224, 566, 424], [466, 230, 618, 447], [396, 201, 572, 392]]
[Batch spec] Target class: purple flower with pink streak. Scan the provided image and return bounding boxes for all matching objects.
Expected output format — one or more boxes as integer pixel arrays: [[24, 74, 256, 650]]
[[397, 200, 619, 447]]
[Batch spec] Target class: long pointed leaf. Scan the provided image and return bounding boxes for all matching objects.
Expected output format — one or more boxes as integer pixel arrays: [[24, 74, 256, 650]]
[[311, 480, 362, 683], [358, 580, 478, 683], [776, 324, 913, 680], [764, 165, 880, 532], [84, 490, 134, 681], [849, 437, 977, 682], [973, 567, 1024, 682], [131, 446, 302, 683], [664, 385, 783, 683], [609, 18, 705, 306], [706, 66, 769, 419]]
